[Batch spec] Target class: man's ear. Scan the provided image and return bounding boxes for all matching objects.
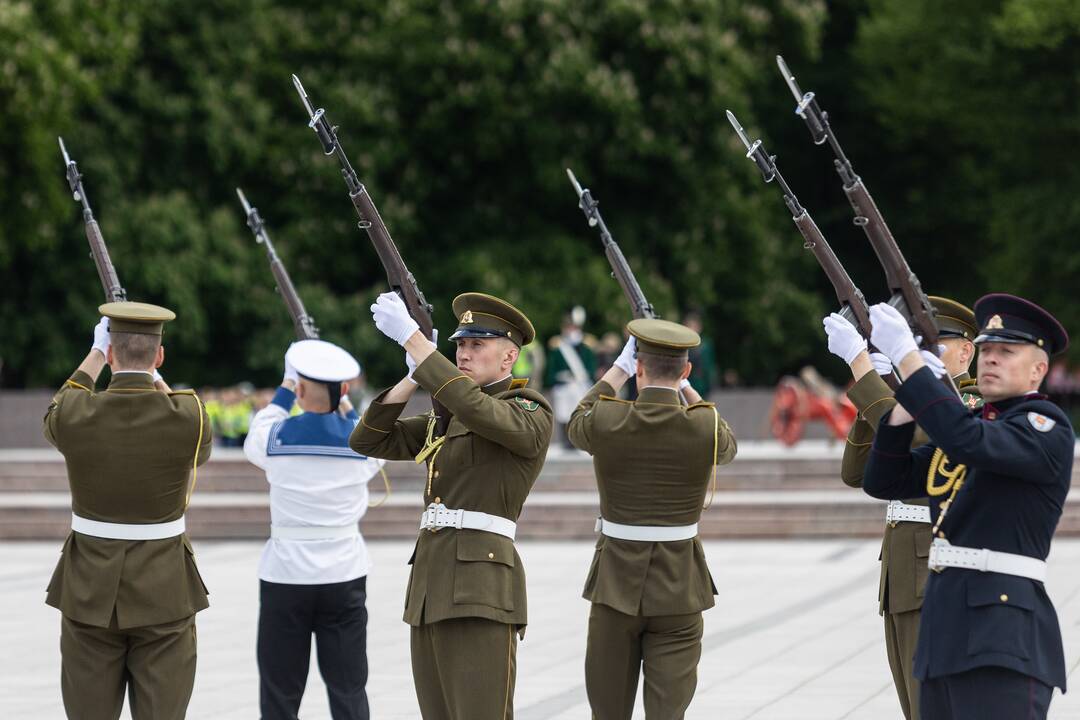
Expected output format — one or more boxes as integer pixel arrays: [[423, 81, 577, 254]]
[[155, 345, 165, 369], [296, 381, 306, 400], [340, 381, 350, 396], [681, 361, 693, 381], [106, 345, 115, 366]]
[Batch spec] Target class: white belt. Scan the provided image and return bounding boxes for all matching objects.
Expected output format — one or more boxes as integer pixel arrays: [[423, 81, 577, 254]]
[[71, 513, 185, 541], [886, 500, 931, 526], [928, 538, 1047, 582], [419, 503, 517, 540], [271, 524, 359, 541], [595, 518, 698, 542]]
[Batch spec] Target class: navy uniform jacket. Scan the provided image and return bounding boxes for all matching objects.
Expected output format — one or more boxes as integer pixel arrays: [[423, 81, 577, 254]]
[[864, 366, 1073, 691]]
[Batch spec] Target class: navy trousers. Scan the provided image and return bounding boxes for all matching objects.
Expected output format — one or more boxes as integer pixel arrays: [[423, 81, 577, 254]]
[[920, 666, 1052, 720], [258, 576, 369, 720]]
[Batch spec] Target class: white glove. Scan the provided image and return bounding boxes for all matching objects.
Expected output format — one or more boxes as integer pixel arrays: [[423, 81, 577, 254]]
[[152, 369, 163, 383], [371, 292, 420, 346], [283, 345, 300, 385], [868, 303, 918, 366], [679, 378, 692, 391], [920, 349, 946, 379], [405, 330, 438, 384], [869, 352, 893, 377], [91, 316, 110, 356], [822, 312, 867, 364], [613, 337, 637, 376]]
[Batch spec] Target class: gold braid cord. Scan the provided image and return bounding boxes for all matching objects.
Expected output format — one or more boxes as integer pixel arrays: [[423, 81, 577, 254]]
[[926, 448, 967, 537], [702, 407, 720, 510], [414, 410, 446, 496], [184, 394, 206, 509], [368, 465, 392, 508]]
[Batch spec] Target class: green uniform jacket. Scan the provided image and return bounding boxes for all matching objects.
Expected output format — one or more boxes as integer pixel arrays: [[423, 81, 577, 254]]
[[567, 382, 737, 616], [841, 371, 980, 615], [43, 370, 213, 629], [349, 352, 553, 628]]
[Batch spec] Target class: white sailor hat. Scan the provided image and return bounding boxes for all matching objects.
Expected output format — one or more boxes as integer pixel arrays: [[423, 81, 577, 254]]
[[285, 340, 361, 382]]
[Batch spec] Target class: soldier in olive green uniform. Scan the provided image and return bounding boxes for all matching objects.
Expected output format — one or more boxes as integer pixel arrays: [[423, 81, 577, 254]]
[[350, 292, 552, 720], [567, 319, 737, 720], [43, 302, 212, 720], [823, 296, 980, 720]]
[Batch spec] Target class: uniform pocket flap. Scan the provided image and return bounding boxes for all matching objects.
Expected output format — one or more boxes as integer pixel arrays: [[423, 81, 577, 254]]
[[914, 531, 932, 558], [966, 574, 1035, 611], [445, 422, 472, 439], [456, 532, 515, 567]]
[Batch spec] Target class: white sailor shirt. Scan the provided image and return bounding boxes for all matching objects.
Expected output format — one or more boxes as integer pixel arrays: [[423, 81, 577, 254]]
[[243, 386, 385, 584]]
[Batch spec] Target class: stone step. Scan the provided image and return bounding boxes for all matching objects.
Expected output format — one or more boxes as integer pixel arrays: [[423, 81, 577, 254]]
[[5, 490, 1080, 541], [0, 443, 856, 494]]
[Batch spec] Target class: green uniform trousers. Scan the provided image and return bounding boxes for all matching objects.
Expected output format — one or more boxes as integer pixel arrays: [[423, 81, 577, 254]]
[[60, 612, 196, 720], [410, 617, 517, 720], [885, 608, 922, 720], [585, 603, 704, 720]]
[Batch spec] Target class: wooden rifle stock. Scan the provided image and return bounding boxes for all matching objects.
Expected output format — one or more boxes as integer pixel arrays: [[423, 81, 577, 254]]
[[292, 75, 450, 434]]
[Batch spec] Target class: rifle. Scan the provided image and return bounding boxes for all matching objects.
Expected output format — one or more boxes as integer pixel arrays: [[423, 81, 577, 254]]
[[291, 74, 450, 433], [58, 138, 127, 303], [726, 110, 900, 390], [565, 169, 657, 320], [236, 188, 320, 341], [775, 56, 940, 351]]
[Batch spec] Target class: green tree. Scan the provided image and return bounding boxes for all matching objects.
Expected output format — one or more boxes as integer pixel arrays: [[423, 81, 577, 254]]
[[1, 0, 829, 389]]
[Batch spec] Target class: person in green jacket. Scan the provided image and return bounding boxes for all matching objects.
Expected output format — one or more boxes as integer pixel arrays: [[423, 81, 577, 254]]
[[350, 291, 553, 719], [568, 318, 737, 719], [43, 301, 212, 720]]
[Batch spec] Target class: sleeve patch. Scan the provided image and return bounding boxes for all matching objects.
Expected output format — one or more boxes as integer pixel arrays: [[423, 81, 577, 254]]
[[514, 397, 540, 412], [1027, 412, 1057, 432]]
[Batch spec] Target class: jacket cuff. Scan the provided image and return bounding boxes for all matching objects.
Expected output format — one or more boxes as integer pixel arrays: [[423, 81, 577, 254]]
[[846, 371, 897, 427], [873, 410, 917, 455], [413, 351, 472, 399], [271, 386, 296, 412]]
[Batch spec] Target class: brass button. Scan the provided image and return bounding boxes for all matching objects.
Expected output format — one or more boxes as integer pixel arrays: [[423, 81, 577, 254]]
[[1000, 594, 1009, 602], [434, 470, 440, 479], [987, 412, 997, 420], [434, 496, 441, 504], [487, 552, 495, 559]]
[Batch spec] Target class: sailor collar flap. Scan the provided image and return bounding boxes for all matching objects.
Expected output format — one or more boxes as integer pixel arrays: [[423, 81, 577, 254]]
[[267, 411, 368, 459]]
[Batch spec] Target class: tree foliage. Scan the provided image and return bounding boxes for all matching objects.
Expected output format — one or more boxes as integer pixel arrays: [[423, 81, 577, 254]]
[[2, 0, 1075, 390]]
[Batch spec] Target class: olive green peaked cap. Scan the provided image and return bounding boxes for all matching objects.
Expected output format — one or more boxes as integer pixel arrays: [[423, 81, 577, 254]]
[[929, 296, 977, 340], [449, 292, 535, 347], [627, 318, 700, 357], [99, 301, 175, 336]]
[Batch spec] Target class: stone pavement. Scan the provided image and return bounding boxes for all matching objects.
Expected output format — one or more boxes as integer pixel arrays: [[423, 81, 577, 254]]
[[4, 539, 1080, 719]]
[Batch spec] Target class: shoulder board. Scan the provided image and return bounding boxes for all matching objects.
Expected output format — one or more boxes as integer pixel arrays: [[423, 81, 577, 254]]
[[509, 378, 529, 390], [1013, 397, 1068, 423], [168, 389, 198, 396], [64, 379, 93, 392], [958, 377, 978, 390], [597, 394, 633, 405], [687, 401, 716, 410]]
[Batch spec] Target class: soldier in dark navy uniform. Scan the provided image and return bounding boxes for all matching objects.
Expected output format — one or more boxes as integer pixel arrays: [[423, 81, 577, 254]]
[[861, 294, 1072, 719]]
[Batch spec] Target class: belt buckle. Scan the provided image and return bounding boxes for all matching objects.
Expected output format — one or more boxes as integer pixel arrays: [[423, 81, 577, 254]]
[[422, 503, 445, 533]]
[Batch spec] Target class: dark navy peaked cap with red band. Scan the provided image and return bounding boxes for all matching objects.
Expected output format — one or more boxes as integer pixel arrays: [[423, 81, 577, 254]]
[[973, 293, 1069, 356]]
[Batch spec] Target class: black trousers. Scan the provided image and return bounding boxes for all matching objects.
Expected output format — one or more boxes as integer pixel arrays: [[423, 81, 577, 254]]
[[920, 666, 1052, 720], [258, 576, 369, 720]]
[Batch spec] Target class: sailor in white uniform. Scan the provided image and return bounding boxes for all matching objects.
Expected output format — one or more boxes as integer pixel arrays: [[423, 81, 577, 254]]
[[243, 340, 385, 720]]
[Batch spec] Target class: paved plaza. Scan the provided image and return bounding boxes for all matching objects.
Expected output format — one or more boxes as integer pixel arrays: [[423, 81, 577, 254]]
[[4, 538, 1080, 719]]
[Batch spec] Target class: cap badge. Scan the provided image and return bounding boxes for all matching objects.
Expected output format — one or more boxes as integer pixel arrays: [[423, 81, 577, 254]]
[[986, 314, 1004, 330], [461, 311, 474, 324]]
